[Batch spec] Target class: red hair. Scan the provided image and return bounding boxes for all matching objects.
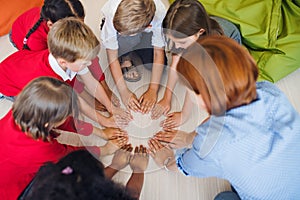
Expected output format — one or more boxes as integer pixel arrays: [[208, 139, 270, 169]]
[[177, 36, 258, 115]]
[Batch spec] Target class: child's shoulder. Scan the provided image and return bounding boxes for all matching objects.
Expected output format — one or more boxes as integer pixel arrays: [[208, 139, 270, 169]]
[[16, 7, 41, 22], [2, 49, 49, 65], [152, 0, 167, 20]]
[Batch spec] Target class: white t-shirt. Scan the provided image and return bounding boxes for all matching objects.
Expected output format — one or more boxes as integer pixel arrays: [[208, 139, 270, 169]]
[[100, 0, 166, 50]]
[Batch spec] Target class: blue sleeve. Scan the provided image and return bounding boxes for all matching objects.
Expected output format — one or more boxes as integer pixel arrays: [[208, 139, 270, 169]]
[[175, 126, 223, 178]]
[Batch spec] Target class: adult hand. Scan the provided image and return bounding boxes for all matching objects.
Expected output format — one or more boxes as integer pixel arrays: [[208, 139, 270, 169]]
[[160, 112, 184, 131], [148, 138, 174, 168], [154, 130, 196, 149], [129, 145, 149, 173], [110, 144, 133, 170], [151, 97, 171, 120], [139, 87, 157, 114]]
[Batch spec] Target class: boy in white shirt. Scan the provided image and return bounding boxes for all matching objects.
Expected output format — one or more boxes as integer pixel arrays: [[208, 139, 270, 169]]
[[101, 0, 167, 114]]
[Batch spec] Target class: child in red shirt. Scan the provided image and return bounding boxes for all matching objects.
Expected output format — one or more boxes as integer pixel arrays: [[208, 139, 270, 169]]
[[1, 17, 131, 128], [10, 0, 120, 111], [0, 77, 128, 200]]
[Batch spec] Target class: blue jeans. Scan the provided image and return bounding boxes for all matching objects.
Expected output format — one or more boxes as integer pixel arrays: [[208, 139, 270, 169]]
[[117, 32, 167, 70], [0, 93, 15, 102], [211, 16, 242, 45], [214, 191, 241, 200]]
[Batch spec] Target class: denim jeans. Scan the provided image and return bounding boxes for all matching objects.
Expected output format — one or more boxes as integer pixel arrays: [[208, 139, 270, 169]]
[[211, 16, 242, 45], [117, 32, 167, 70], [214, 191, 241, 200], [0, 93, 15, 102]]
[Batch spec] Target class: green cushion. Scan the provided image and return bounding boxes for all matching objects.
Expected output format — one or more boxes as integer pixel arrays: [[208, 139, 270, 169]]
[[169, 0, 300, 82]]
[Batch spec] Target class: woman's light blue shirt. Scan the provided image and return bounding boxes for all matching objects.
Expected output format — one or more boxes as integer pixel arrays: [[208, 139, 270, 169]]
[[176, 81, 300, 200]]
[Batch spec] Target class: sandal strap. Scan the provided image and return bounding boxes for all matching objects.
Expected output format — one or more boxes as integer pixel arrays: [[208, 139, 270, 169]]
[[121, 65, 136, 73]]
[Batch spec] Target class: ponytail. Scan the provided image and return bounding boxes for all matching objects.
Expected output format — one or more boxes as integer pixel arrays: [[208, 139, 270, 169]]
[[23, 18, 43, 50]]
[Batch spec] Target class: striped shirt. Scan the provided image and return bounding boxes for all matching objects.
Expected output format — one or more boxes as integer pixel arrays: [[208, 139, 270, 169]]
[[176, 81, 300, 200]]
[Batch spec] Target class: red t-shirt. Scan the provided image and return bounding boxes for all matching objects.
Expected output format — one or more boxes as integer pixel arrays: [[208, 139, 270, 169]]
[[0, 49, 95, 136], [0, 110, 100, 200], [11, 7, 48, 51], [0, 49, 85, 96], [10, 7, 105, 81]]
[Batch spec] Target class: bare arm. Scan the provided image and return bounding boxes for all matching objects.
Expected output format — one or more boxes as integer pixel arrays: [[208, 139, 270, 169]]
[[92, 126, 127, 140], [139, 47, 165, 114], [77, 94, 117, 128], [126, 173, 144, 199], [161, 54, 180, 103], [151, 54, 180, 119], [160, 91, 193, 130], [79, 71, 113, 113], [106, 49, 140, 111], [126, 146, 149, 199], [104, 144, 133, 179]]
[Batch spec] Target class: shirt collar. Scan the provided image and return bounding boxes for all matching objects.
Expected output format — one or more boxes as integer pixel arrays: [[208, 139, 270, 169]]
[[48, 54, 77, 81]]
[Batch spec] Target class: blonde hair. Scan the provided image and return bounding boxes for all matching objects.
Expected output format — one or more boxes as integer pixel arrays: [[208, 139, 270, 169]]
[[177, 36, 258, 116], [48, 17, 100, 62], [113, 0, 156, 35]]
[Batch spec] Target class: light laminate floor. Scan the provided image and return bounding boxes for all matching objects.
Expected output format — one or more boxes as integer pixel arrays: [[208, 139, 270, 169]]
[[1, 0, 300, 199]]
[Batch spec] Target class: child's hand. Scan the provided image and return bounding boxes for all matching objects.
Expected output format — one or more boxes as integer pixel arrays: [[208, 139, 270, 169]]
[[102, 128, 128, 140], [99, 115, 118, 128], [111, 92, 121, 108], [154, 130, 196, 149], [101, 136, 128, 156], [112, 106, 132, 126], [94, 99, 108, 112], [110, 144, 133, 170], [122, 90, 141, 113], [148, 138, 174, 168], [160, 112, 185, 131], [151, 97, 171, 120], [129, 145, 149, 173], [139, 88, 157, 114]]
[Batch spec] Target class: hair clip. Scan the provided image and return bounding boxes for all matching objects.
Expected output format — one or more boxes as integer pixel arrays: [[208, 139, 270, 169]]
[[61, 166, 73, 175]]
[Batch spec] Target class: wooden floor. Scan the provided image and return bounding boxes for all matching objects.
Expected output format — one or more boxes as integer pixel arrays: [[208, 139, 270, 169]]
[[1, 0, 300, 199]]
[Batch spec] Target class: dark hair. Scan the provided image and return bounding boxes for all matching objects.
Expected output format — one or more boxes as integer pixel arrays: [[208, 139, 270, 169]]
[[209, 18, 224, 35], [163, 0, 211, 38], [22, 150, 136, 200], [23, 0, 85, 50], [177, 36, 258, 115], [12, 77, 79, 141]]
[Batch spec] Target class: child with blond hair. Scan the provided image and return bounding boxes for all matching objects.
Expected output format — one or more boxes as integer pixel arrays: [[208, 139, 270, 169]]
[[0, 17, 131, 128], [9, 0, 120, 112], [101, 0, 166, 114], [0, 77, 128, 200]]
